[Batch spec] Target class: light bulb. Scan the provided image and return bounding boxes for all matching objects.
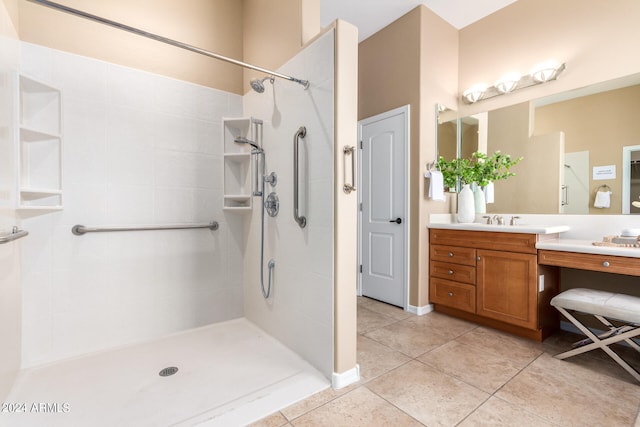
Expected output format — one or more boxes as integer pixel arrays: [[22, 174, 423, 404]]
[[463, 84, 487, 103], [494, 72, 521, 93], [531, 60, 560, 83]]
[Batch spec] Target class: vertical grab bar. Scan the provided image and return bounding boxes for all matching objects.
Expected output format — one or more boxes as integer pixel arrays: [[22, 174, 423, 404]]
[[343, 145, 356, 194], [293, 126, 307, 228]]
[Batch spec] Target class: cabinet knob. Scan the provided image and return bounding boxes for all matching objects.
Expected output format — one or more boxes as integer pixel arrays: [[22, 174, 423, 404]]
[[476, 256, 481, 261], [448, 270, 454, 275], [602, 261, 610, 267], [448, 292, 454, 297], [448, 252, 454, 257]]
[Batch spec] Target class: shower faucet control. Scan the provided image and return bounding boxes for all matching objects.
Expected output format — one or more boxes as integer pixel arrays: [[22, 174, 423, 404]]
[[265, 192, 279, 217], [264, 172, 277, 187]]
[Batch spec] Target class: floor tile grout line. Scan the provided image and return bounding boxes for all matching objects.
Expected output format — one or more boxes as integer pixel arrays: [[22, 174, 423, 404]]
[[256, 299, 640, 426], [363, 383, 428, 426], [360, 299, 574, 426], [488, 351, 571, 427], [452, 393, 493, 427]]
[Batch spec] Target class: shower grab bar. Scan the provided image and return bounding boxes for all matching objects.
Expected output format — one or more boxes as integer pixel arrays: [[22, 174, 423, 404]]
[[293, 126, 307, 228], [27, 0, 309, 90], [72, 221, 219, 236], [0, 227, 29, 244], [343, 145, 356, 194]]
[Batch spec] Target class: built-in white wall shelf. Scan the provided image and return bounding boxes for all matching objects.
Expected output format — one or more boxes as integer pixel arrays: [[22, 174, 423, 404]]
[[222, 117, 259, 211], [16, 74, 63, 212]]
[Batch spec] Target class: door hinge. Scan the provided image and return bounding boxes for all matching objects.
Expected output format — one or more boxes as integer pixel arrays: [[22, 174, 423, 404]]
[[359, 264, 363, 273], [359, 202, 363, 211], [359, 140, 363, 149]]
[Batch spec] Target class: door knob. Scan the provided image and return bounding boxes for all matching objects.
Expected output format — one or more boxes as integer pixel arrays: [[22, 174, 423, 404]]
[[389, 218, 402, 224]]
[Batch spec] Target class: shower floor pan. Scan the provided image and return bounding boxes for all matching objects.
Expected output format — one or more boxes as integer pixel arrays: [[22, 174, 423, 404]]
[[3, 318, 329, 426]]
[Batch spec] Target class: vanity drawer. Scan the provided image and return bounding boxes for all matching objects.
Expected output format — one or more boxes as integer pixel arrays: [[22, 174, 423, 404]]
[[430, 229, 538, 254], [431, 261, 476, 284], [538, 250, 640, 277], [430, 244, 476, 266], [430, 278, 476, 313]]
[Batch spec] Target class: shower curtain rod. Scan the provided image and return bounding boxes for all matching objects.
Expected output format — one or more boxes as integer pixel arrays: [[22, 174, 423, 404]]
[[27, 0, 310, 89]]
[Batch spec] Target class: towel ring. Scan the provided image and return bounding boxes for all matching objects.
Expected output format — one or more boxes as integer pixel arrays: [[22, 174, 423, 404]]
[[597, 184, 612, 193]]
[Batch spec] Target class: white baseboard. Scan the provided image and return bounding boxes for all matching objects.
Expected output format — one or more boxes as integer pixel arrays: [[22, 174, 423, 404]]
[[332, 364, 360, 389], [407, 303, 433, 316]]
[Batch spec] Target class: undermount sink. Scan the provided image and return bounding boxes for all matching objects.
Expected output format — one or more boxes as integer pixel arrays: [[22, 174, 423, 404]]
[[429, 222, 570, 235]]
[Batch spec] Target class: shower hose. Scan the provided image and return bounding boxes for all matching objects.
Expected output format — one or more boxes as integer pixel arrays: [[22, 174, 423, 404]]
[[258, 153, 275, 299]]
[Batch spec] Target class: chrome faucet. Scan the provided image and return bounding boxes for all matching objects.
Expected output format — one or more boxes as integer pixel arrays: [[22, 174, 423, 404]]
[[493, 215, 505, 225], [510, 216, 520, 226], [482, 215, 493, 224]]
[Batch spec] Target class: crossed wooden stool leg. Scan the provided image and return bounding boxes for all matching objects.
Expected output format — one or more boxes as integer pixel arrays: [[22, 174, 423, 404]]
[[550, 288, 640, 383]]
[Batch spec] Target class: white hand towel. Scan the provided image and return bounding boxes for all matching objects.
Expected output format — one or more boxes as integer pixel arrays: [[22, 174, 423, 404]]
[[427, 170, 445, 201], [594, 190, 611, 208], [484, 181, 495, 204]]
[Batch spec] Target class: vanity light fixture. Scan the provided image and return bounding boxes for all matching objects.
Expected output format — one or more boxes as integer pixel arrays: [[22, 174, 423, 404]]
[[531, 60, 562, 83], [494, 72, 521, 94], [462, 61, 566, 104], [463, 84, 488, 103]]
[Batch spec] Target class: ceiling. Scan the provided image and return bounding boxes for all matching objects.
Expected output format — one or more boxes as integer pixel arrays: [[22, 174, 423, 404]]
[[321, 0, 519, 42]]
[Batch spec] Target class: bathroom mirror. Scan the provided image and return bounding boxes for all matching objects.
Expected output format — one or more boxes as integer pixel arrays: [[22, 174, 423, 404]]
[[436, 104, 457, 162], [458, 72, 640, 215]]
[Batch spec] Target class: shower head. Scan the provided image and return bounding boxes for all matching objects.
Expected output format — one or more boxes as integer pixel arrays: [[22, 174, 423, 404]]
[[250, 75, 275, 93], [234, 136, 263, 152]]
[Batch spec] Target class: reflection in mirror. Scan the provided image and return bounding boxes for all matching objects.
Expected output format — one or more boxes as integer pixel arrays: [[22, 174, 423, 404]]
[[460, 114, 486, 158], [436, 104, 457, 162], [622, 145, 640, 214], [462, 73, 640, 215], [631, 151, 640, 214]]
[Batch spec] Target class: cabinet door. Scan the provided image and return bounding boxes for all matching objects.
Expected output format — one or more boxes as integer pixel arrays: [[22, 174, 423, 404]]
[[476, 249, 538, 329]]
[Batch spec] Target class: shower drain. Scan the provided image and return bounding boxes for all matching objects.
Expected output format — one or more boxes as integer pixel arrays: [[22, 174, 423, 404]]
[[159, 366, 179, 377]]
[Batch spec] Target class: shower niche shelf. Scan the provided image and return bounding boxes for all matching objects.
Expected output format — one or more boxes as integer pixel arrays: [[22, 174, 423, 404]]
[[223, 117, 258, 211], [16, 74, 63, 213]]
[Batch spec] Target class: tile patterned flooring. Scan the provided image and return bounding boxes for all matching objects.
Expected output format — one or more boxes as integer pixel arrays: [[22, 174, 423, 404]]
[[251, 297, 640, 426]]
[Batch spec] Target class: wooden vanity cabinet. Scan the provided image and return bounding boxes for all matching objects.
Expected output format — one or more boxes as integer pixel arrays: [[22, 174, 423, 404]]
[[429, 228, 559, 341], [476, 249, 537, 329]]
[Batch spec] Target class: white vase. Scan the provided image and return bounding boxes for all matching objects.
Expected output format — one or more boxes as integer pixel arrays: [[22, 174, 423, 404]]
[[457, 184, 475, 223], [473, 183, 486, 214]]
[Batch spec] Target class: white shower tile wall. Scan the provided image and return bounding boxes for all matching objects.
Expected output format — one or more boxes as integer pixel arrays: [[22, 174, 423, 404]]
[[242, 30, 335, 379], [19, 42, 244, 368], [0, 2, 21, 402]]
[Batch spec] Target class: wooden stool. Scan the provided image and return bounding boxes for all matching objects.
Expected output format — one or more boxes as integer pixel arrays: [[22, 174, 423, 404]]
[[550, 288, 640, 382]]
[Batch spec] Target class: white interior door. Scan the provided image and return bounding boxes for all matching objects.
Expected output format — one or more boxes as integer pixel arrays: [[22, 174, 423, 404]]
[[359, 106, 408, 308]]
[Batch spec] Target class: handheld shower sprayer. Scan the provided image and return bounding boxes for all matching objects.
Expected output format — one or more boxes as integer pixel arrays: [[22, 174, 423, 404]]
[[234, 136, 263, 153], [233, 128, 276, 299]]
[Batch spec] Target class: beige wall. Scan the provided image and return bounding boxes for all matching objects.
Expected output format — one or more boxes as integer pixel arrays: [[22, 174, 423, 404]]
[[18, 0, 244, 93], [359, 6, 458, 308], [16, 0, 318, 95], [458, 0, 640, 117], [333, 19, 359, 379], [2, 0, 17, 31], [359, 8, 421, 305], [242, 0, 319, 93], [534, 84, 640, 214], [417, 7, 459, 307]]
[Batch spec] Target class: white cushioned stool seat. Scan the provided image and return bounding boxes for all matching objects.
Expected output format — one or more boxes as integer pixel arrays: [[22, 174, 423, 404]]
[[550, 288, 640, 383], [551, 288, 640, 324]]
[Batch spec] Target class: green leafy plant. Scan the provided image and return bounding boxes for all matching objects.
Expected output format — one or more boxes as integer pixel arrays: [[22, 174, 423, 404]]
[[437, 151, 522, 191]]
